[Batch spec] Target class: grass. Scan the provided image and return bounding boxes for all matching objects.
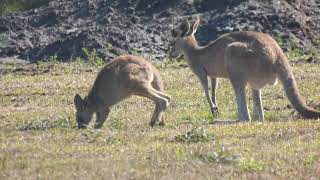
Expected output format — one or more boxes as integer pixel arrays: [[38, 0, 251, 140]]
[[1, 59, 320, 179]]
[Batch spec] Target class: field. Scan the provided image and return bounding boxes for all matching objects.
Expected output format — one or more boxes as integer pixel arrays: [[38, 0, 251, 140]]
[[0, 59, 320, 179]]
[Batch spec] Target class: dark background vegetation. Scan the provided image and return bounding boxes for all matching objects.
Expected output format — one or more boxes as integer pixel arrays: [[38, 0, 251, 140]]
[[0, 0, 51, 15], [0, 0, 319, 62]]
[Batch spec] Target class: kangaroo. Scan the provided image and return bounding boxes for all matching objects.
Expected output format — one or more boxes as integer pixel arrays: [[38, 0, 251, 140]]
[[169, 18, 320, 121], [74, 55, 170, 129]]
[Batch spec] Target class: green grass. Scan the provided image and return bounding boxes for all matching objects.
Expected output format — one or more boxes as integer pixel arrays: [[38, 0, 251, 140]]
[[1, 60, 320, 179], [287, 48, 305, 60]]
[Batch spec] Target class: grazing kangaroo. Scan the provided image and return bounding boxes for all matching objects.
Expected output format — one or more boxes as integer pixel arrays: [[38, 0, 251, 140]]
[[74, 55, 170, 129], [169, 18, 320, 121]]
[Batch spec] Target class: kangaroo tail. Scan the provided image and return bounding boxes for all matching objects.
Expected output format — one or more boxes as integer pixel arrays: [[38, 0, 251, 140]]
[[275, 56, 320, 119]]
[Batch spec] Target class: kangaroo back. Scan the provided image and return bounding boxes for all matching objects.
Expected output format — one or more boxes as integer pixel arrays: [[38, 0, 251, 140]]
[[275, 54, 320, 119]]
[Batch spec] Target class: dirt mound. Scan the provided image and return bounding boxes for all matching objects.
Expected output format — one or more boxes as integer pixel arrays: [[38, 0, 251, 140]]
[[0, 0, 319, 62]]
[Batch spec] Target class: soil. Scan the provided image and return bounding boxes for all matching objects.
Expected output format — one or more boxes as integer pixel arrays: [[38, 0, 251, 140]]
[[0, 0, 319, 62]]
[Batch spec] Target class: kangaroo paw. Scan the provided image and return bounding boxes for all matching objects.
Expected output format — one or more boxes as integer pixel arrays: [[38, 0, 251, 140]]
[[211, 106, 219, 117], [158, 120, 165, 126]]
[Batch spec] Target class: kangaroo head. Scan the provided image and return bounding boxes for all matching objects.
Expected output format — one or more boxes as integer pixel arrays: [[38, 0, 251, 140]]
[[74, 94, 93, 129], [168, 18, 200, 59]]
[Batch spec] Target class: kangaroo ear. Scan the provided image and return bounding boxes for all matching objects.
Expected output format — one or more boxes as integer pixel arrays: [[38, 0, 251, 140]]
[[180, 18, 190, 37], [190, 17, 200, 36], [74, 94, 84, 111]]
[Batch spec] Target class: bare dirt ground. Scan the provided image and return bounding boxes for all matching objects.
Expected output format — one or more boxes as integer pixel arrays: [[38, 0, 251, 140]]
[[0, 0, 319, 62]]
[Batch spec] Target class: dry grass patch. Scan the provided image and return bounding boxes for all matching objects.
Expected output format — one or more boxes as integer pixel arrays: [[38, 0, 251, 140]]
[[0, 61, 320, 179]]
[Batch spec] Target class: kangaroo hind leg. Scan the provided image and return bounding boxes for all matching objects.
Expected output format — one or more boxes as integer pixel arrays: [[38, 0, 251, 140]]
[[135, 83, 169, 127], [225, 42, 251, 122], [252, 89, 264, 121], [232, 81, 250, 121]]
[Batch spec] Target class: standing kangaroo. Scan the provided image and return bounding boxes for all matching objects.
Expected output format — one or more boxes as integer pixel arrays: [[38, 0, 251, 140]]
[[169, 18, 320, 121], [74, 55, 170, 129]]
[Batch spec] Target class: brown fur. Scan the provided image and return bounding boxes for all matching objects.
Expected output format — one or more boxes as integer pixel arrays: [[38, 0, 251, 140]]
[[74, 55, 170, 128], [169, 18, 320, 121]]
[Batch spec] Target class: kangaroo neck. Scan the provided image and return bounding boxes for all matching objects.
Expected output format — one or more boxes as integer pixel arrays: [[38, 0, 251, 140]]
[[87, 89, 103, 111], [181, 37, 200, 65]]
